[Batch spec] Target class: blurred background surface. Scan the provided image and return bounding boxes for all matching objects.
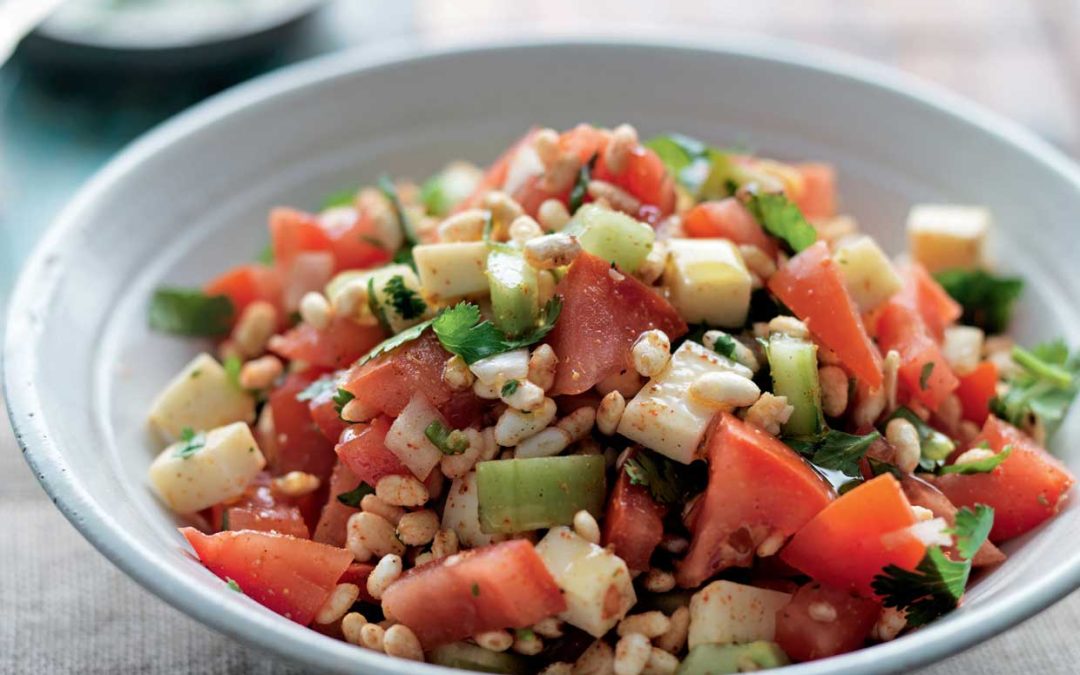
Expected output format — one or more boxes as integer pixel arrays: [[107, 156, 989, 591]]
[[2, 0, 1080, 672]]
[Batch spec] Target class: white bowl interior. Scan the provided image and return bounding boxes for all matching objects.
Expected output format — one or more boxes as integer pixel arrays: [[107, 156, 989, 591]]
[[7, 40, 1080, 674]]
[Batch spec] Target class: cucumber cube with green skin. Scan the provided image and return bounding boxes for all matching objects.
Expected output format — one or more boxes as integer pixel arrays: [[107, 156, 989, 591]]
[[677, 642, 790, 675], [765, 334, 824, 438], [476, 455, 606, 534], [564, 204, 655, 273], [421, 161, 483, 217], [487, 248, 540, 338], [429, 642, 529, 674]]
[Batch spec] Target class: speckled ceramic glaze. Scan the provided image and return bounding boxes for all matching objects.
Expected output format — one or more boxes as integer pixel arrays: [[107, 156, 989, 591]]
[[5, 38, 1080, 674]]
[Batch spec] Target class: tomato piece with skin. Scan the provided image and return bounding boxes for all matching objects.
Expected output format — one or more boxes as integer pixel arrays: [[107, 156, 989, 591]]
[[318, 208, 392, 272], [780, 474, 926, 599], [602, 468, 666, 573], [875, 300, 959, 410], [312, 460, 363, 547], [181, 528, 353, 625], [307, 374, 350, 444], [682, 199, 778, 257], [269, 316, 385, 370], [594, 142, 677, 221], [933, 416, 1075, 543], [341, 331, 484, 428], [903, 262, 962, 342], [955, 361, 998, 426], [382, 540, 567, 648], [792, 163, 837, 221], [675, 414, 835, 588], [270, 207, 335, 270], [775, 582, 880, 662], [900, 473, 1005, 567], [545, 252, 688, 396], [204, 264, 283, 319], [339, 562, 379, 604], [335, 417, 411, 485], [457, 128, 539, 212], [209, 473, 309, 539], [267, 371, 338, 483], [768, 241, 883, 387]]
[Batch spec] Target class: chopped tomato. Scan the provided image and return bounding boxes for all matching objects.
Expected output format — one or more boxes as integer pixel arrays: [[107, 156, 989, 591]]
[[210, 473, 309, 539], [318, 208, 392, 272], [512, 125, 606, 217], [457, 128, 539, 211], [900, 474, 1005, 567], [204, 264, 282, 318], [768, 241, 883, 387], [904, 263, 962, 341], [341, 331, 485, 427], [560, 123, 608, 163], [676, 414, 835, 588], [875, 300, 958, 409], [594, 142, 677, 221], [792, 163, 836, 220], [933, 416, 1075, 542], [306, 374, 349, 443], [269, 316, 385, 370], [382, 540, 567, 648], [602, 468, 666, 573], [780, 474, 926, 599], [682, 199, 778, 257], [270, 207, 334, 270], [267, 372, 337, 482], [545, 252, 687, 396], [335, 417, 411, 485], [955, 361, 998, 426], [312, 460, 362, 547], [775, 582, 879, 662], [181, 528, 353, 625]]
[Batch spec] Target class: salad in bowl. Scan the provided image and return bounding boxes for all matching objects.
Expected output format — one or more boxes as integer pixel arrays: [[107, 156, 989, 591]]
[[142, 123, 1078, 674]]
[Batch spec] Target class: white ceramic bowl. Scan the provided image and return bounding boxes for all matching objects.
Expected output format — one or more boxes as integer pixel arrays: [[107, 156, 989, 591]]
[[5, 38, 1080, 674]]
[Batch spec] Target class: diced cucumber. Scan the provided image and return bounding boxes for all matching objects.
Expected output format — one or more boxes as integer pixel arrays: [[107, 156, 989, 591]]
[[476, 456, 606, 534], [486, 248, 540, 338], [765, 334, 824, 438], [677, 642, 790, 675], [688, 580, 791, 648], [429, 642, 529, 674], [564, 204, 655, 273], [636, 590, 695, 615], [421, 161, 483, 217]]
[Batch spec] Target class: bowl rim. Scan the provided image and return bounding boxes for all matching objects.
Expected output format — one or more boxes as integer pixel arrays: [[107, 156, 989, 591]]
[[5, 35, 1080, 674]]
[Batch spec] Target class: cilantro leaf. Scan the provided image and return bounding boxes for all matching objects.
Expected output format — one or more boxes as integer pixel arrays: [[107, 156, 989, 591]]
[[377, 174, 419, 246], [991, 339, 1079, 438], [711, 332, 738, 360], [644, 134, 740, 199], [623, 451, 707, 505], [919, 362, 935, 391], [501, 380, 519, 397], [744, 192, 817, 253], [256, 244, 274, 265], [148, 288, 234, 337], [226, 578, 244, 594], [786, 429, 881, 477], [432, 298, 562, 365], [569, 153, 597, 214], [336, 483, 374, 507], [333, 388, 356, 418], [871, 505, 993, 627], [175, 428, 205, 460], [356, 320, 433, 366], [425, 421, 469, 455], [383, 275, 427, 320], [367, 276, 393, 334], [934, 269, 1023, 334], [321, 188, 356, 210], [887, 407, 955, 469], [940, 446, 1011, 475]]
